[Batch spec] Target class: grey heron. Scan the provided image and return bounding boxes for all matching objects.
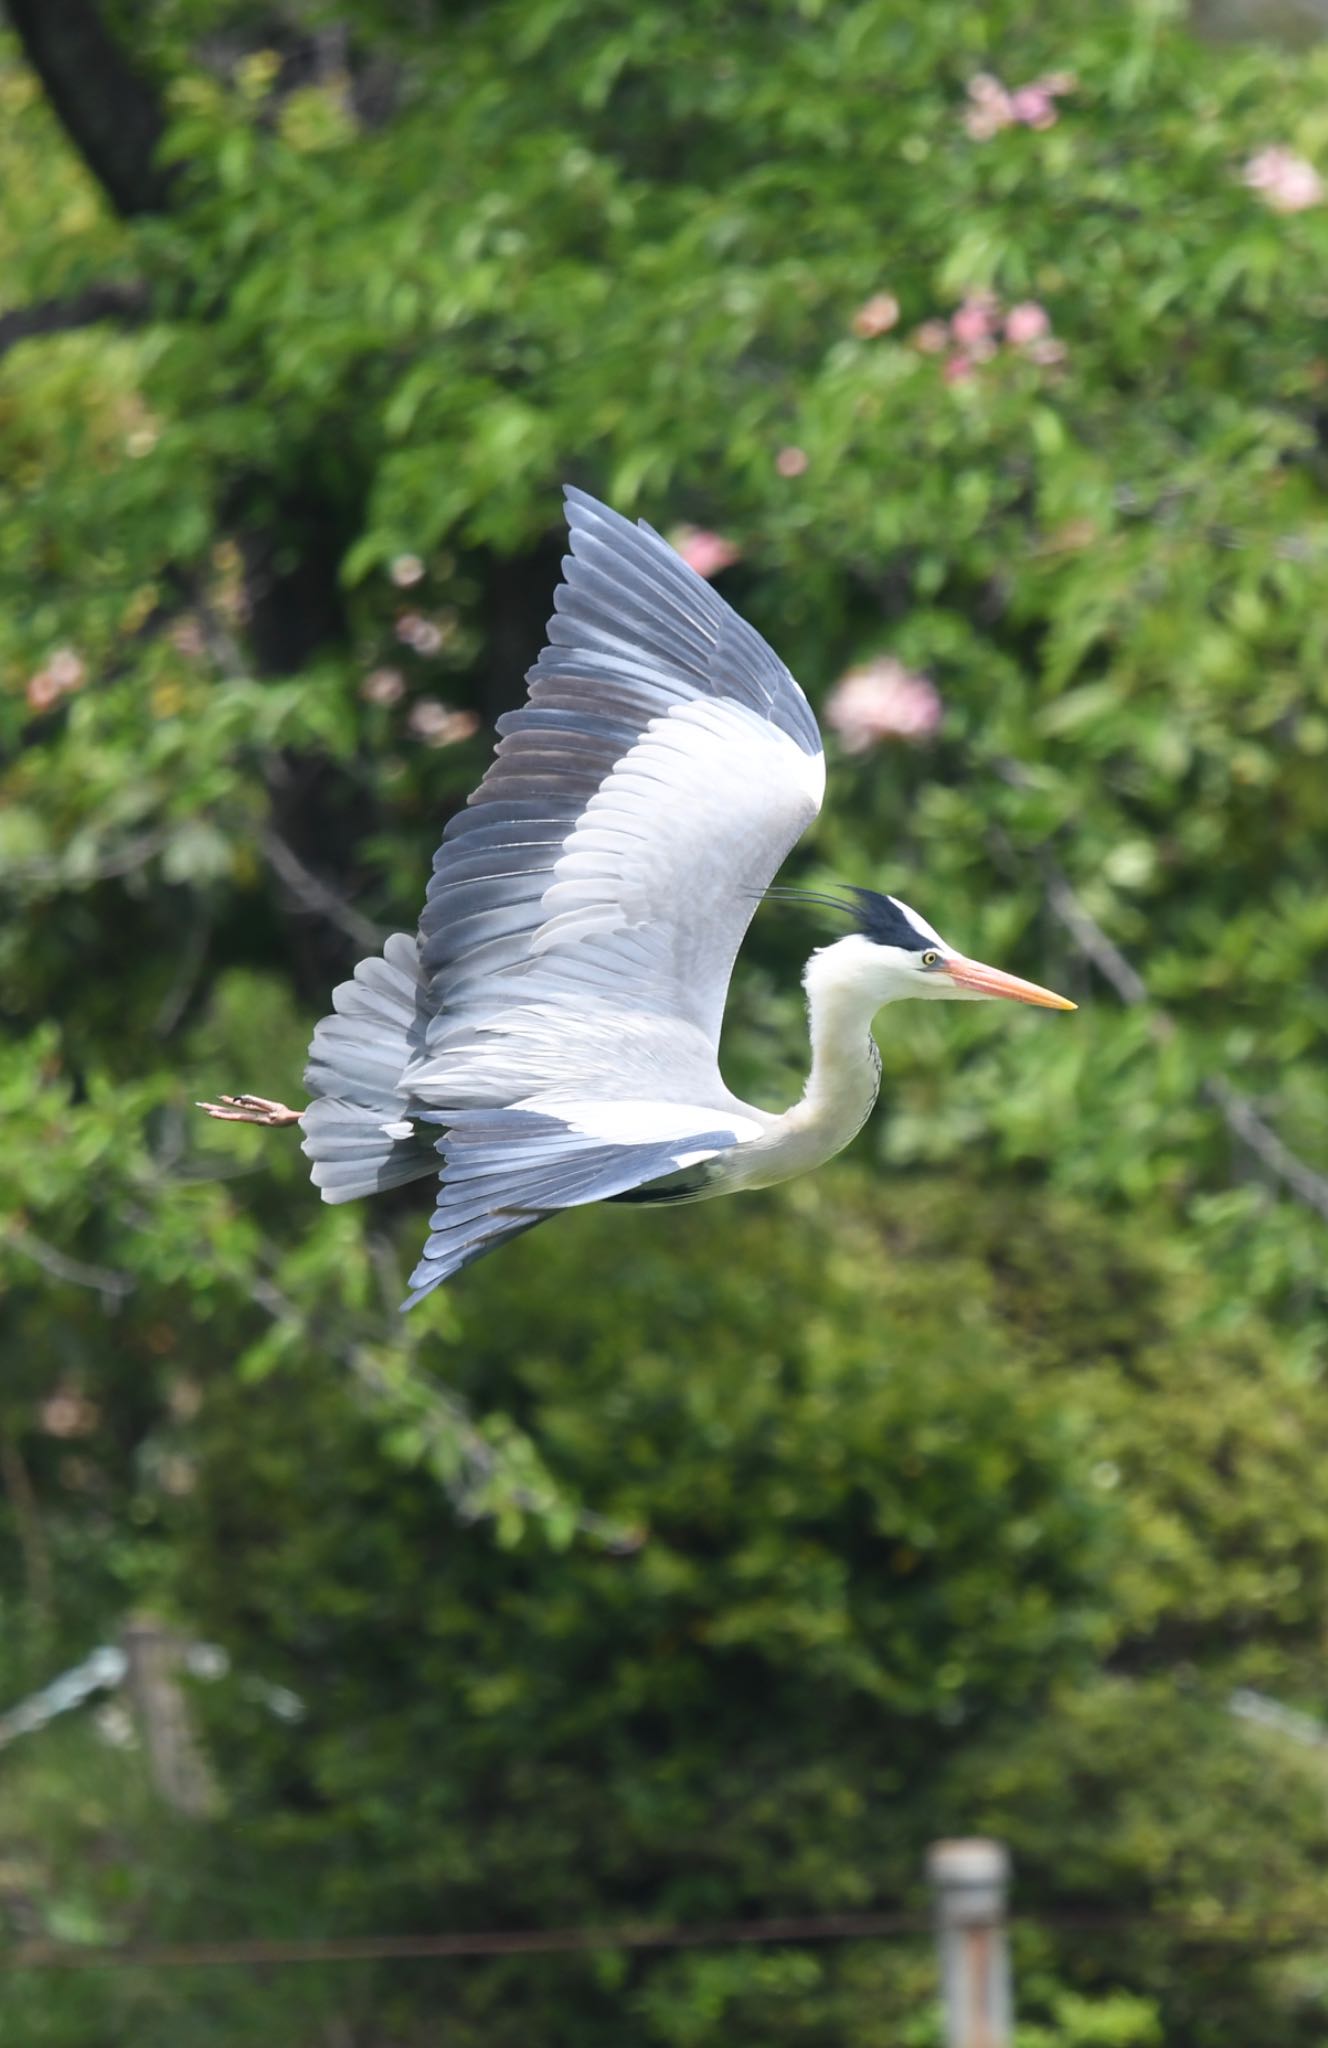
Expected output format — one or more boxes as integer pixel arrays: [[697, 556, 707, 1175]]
[[202, 487, 1075, 1308]]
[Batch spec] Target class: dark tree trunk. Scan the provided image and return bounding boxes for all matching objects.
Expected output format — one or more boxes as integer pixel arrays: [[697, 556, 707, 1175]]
[[6, 0, 176, 217], [476, 533, 569, 725], [9, 0, 352, 685], [8, 0, 370, 994], [235, 500, 352, 680]]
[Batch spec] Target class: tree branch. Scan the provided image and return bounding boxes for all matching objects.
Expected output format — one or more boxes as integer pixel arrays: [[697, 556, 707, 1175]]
[[1038, 861, 1328, 1226], [250, 1261, 642, 1552], [1040, 868, 1153, 1014], [258, 826, 387, 953], [1199, 1075, 1328, 1226], [5, 1224, 136, 1303], [0, 281, 150, 366]]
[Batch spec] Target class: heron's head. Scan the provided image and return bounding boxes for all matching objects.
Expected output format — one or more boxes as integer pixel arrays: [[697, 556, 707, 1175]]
[[801, 887, 1077, 1012]]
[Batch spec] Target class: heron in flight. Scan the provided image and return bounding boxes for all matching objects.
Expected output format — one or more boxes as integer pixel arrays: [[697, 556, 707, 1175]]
[[202, 487, 1074, 1307]]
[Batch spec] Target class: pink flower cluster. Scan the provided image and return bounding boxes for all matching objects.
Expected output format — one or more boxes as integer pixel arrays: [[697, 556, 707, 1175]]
[[1242, 146, 1324, 214], [823, 658, 943, 753], [395, 611, 454, 656], [170, 617, 207, 660], [964, 70, 1076, 140], [914, 291, 1065, 383], [669, 526, 742, 579], [25, 646, 86, 714], [359, 665, 479, 744], [408, 700, 480, 747], [850, 291, 901, 339], [361, 666, 406, 706], [40, 1384, 99, 1438]]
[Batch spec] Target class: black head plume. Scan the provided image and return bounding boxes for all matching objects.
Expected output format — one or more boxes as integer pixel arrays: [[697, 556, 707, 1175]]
[[757, 884, 936, 952]]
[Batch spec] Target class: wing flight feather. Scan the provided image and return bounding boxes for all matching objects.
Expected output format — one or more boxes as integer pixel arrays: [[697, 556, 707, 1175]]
[[408, 488, 824, 1110]]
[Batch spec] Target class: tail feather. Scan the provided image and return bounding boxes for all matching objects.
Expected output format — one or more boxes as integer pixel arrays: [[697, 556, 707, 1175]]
[[300, 941, 747, 1302], [300, 932, 437, 1204]]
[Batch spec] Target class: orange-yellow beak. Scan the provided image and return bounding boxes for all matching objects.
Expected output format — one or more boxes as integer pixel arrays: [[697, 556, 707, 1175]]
[[942, 956, 1077, 1011]]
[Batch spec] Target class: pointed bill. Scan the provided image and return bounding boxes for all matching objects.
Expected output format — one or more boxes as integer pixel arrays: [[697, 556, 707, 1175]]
[[943, 957, 1077, 1011]]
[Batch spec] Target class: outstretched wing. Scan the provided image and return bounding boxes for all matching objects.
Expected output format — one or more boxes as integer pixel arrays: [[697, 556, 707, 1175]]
[[401, 1101, 760, 1306], [405, 487, 824, 1111]]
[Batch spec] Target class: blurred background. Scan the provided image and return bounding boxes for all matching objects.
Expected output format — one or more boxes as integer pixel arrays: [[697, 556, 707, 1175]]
[[4, 1, 1328, 2041]]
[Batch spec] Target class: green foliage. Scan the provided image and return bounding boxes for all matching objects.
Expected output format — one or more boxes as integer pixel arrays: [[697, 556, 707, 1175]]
[[3, 0, 1328, 2042]]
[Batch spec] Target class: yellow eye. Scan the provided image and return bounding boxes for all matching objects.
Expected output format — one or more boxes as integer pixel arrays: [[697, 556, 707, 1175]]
[[921, 950, 941, 967]]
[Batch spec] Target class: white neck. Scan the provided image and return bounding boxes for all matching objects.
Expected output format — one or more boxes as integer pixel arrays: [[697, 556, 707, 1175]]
[[727, 941, 886, 1191], [796, 940, 885, 1138]]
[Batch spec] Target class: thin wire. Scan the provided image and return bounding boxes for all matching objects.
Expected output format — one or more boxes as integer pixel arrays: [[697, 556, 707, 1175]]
[[4, 1908, 1328, 1973], [3, 1912, 928, 1973]]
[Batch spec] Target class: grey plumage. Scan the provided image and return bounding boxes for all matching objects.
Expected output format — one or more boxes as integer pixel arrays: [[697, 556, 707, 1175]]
[[195, 490, 1077, 1287], [401, 1110, 741, 1307], [300, 487, 825, 1305], [301, 932, 437, 1203]]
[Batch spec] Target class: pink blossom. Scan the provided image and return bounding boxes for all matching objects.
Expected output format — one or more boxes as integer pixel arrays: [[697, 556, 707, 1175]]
[[26, 673, 62, 712], [1010, 84, 1056, 130], [25, 647, 86, 712], [967, 71, 1008, 105], [950, 294, 997, 350], [851, 291, 901, 338], [964, 103, 1011, 141], [390, 553, 426, 588], [824, 658, 943, 752], [964, 72, 1014, 139], [912, 320, 950, 355], [1243, 146, 1324, 214], [1004, 301, 1051, 347], [964, 69, 1074, 140], [361, 666, 406, 705], [39, 1387, 98, 1438], [775, 445, 809, 478], [943, 353, 977, 385], [1024, 336, 1068, 367], [47, 648, 85, 691], [171, 618, 206, 659], [669, 526, 742, 579], [408, 699, 480, 747], [395, 612, 445, 655]]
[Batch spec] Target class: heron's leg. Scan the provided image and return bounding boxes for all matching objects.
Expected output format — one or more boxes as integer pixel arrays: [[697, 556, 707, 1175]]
[[196, 1093, 302, 1127]]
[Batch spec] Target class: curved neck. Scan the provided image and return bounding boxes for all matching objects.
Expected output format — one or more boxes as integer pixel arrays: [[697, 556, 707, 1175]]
[[798, 945, 883, 1131], [722, 944, 887, 1193]]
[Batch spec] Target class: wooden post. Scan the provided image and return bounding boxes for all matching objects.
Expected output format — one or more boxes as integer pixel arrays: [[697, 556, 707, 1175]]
[[927, 1838, 1012, 2048], [121, 1614, 219, 1817]]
